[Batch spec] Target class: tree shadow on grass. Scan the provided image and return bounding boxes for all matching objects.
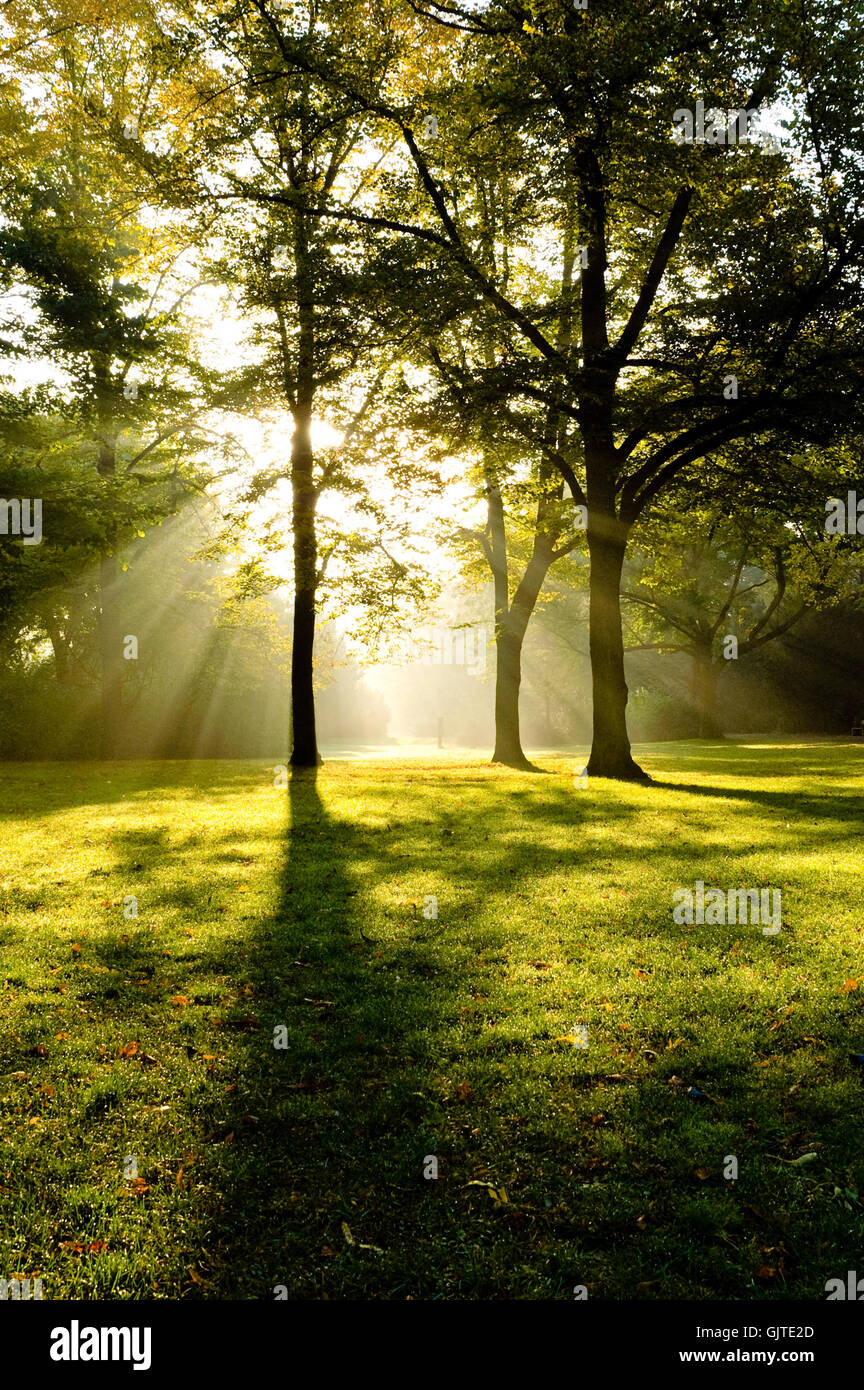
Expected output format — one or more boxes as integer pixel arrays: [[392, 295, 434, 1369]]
[[650, 776, 863, 831], [198, 767, 468, 1297]]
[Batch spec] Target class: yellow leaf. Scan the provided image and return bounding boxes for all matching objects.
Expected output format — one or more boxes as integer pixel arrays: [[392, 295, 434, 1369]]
[[341, 1221, 355, 1246]]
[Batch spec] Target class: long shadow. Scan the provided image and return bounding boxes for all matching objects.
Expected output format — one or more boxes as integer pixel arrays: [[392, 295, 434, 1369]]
[[651, 776, 863, 829], [195, 767, 468, 1297]]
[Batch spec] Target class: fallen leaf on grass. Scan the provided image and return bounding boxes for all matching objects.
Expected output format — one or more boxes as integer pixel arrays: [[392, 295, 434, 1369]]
[[453, 1082, 474, 1102], [171, 995, 190, 1007], [464, 1180, 508, 1206], [117, 1041, 139, 1058], [840, 979, 859, 995], [341, 1222, 355, 1246]]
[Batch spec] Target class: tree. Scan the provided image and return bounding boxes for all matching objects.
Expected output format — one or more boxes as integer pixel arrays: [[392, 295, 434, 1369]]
[[622, 497, 863, 737], [270, 0, 864, 779], [0, 6, 223, 752], [156, 0, 435, 765]]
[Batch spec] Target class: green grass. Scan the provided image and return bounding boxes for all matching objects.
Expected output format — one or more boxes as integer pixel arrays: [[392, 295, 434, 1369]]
[[1, 740, 863, 1299]]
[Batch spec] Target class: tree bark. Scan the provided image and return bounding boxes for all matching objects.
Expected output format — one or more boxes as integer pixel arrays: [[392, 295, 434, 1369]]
[[488, 476, 554, 767], [492, 626, 528, 766], [289, 212, 321, 769], [586, 513, 648, 779], [289, 407, 320, 768]]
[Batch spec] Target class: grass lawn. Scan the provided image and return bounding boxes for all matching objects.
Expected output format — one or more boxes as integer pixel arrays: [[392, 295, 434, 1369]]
[[1, 740, 863, 1300]]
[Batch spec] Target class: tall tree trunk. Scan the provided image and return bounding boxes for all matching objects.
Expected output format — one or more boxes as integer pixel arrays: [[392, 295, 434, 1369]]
[[290, 407, 320, 768], [691, 641, 721, 738], [492, 626, 527, 766], [289, 212, 321, 769], [586, 513, 647, 780], [492, 544, 553, 769], [485, 474, 528, 767]]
